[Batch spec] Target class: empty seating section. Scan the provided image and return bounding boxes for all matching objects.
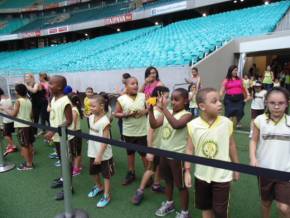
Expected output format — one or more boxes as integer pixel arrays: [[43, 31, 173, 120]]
[[14, 2, 130, 33], [0, 0, 37, 9], [0, 1, 289, 75], [0, 18, 30, 35]]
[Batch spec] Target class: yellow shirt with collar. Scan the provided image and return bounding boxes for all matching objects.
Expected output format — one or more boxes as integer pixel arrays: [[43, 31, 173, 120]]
[[117, 93, 147, 137], [187, 116, 233, 183], [50, 95, 74, 142], [160, 109, 191, 153], [14, 97, 32, 128]]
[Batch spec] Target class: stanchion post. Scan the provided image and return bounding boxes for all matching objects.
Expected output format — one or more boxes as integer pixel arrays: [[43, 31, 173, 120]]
[[55, 125, 89, 218], [0, 129, 15, 173]]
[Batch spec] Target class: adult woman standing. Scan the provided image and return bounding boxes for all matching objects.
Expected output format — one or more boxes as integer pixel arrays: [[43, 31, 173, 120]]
[[139, 66, 164, 98], [185, 67, 201, 89], [39, 72, 51, 126], [24, 73, 46, 135], [220, 65, 250, 128], [262, 65, 274, 91]]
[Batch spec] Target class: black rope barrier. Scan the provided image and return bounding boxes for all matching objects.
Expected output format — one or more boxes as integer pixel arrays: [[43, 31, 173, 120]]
[[1, 112, 290, 181]]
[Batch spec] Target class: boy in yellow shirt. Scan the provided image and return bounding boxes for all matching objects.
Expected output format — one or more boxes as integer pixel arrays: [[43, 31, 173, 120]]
[[185, 88, 240, 218]]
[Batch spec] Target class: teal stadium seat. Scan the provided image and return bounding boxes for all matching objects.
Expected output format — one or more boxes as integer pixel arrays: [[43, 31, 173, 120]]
[[0, 1, 289, 75]]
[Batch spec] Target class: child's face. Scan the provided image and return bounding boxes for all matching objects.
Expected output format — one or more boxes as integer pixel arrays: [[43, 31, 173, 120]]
[[191, 85, 197, 92], [200, 91, 222, 116], [192, 69, 198, 77], [90, 99, 103, 114], [266, 92, 288, 118], [49, 77, 62, 95], [171, 91, 187, 113], [254, 86, 262, 91], [244, 75, 248, 79], [86, 89, 93, 97], [126, 78, 138, 95]]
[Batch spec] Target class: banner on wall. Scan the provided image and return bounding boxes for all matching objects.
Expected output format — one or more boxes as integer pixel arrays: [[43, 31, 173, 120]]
[[20, 31, 41, 38], [48, 26, 69, 35], [151, 1, 187, 16], [104, 13, 133, 25]]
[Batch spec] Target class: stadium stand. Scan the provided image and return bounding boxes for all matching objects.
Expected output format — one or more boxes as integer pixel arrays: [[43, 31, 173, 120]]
[[0, 1, 289, 75], [0, 0, 37, 9], [14, 2, 131, 33], [0, 18, 30, 35]]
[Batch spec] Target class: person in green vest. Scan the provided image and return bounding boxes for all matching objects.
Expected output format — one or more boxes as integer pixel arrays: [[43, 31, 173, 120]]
[[285, 70, 290, 93], [262, 65, 274, 91]]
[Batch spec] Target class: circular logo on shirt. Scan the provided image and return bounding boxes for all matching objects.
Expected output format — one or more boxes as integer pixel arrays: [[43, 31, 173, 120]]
[[202, 140, 218, 159], [162, 125, 172, 140]]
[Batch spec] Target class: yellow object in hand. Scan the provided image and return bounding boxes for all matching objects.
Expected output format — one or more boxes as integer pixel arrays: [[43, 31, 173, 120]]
[[147, 97, 157, 106]]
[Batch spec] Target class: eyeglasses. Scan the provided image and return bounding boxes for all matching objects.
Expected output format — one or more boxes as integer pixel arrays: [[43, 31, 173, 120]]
[[267, 101, 287, 107]]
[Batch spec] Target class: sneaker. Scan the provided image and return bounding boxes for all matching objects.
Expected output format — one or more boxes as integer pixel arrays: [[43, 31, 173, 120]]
[[55, 188, 74, 201], [155, 202, 175, 217], [88, 186, 103, 198], [17, 162, 33, 171], [96, 195, 111, 208], [122, 171, 136, 186], [175, 212, 192, 218], [51, 178, 63, 189], [4, 145, 17, 157], [49, 152, 58, 159], [72, 167, 81, 176], [236, 123, 243, 129], [152, 184, 165, 193], [54, 160, 61, 167], [132, 190, 144, 205]]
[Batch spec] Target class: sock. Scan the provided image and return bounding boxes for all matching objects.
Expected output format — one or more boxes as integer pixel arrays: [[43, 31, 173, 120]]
[[166, 201, 174, 205], [153, 183, 160, 187], [181, 210, 189, 215], [60, 177, 63, 181], [137, 188, 144, 193]]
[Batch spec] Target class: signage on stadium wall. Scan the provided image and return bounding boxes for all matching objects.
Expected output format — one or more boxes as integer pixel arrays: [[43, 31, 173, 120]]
[[48, 26, 69, 35], [151, 1, 187, 16], [20, 31, 41, 38], [104, 13, 133, 25]]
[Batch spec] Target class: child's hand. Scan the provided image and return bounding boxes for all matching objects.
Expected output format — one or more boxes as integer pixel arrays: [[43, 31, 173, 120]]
[[44, 131, 54, 140], [157, 93, 168, 110], [146, 153, 154, 162], [250, 157, 258, 167], [94, 155, 102, 165], [184, 171, 192, 188], [233, 172, 240, 181]]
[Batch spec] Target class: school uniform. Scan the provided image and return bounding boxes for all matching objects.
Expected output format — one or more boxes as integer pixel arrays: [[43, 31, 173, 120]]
[[69, 107, 82, 158], [0, 98, 14, 136], [251, 90, 267, 119]]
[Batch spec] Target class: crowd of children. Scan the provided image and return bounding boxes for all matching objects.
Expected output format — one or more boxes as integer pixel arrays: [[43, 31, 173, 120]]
[[0, 69, 289, 218]]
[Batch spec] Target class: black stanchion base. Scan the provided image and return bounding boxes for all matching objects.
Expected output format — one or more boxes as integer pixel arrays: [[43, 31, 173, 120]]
[[55, 209, 89, 218], [0, 163, 15, 173]]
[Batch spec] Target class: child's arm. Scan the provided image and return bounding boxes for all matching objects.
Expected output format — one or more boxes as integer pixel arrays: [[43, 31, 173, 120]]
[[188, 92, 193, 101], [148, 106, 163, 129], [64, 104, 73, 127], [162, 108, 192, 129], [184, 135, 195, 188], [113, 101, 136, 119], [229, 134, 240, 181], [249, 124, 260, 167], [94, 125, 110, 164], [72, 109, 78, 130], [2, 100, 20, 117]]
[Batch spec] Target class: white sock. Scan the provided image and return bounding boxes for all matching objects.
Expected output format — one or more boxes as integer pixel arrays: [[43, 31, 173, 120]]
[[166, 201, 173, 205], [181, 210, 189, 215]]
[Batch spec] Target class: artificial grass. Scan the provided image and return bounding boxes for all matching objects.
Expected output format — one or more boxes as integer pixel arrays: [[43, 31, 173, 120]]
[[0, 104, 279, 218]]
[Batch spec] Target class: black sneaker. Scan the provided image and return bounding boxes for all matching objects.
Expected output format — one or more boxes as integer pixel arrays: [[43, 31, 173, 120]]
[[122, 171, 136, 186], [55, 188, 74, 201], [17, 162, 33, 171], [51, 178, 63, 189]]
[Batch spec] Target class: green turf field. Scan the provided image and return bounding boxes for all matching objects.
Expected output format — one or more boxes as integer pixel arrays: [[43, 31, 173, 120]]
[[0, 103, 280, 218]]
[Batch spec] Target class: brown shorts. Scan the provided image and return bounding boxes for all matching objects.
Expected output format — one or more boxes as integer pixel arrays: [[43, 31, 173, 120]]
[[16, 127, 35, 147], [259, 177, 290, 205], [251, 109, 264, 119], [159, 157, 185, 189], [3, 122, 14, 137], [146, 156, 160, 172], [123, 135, 147, 157], [89, 158, 115, 179], [195, 178, 231, 218], [69, 132, 82, 157]]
